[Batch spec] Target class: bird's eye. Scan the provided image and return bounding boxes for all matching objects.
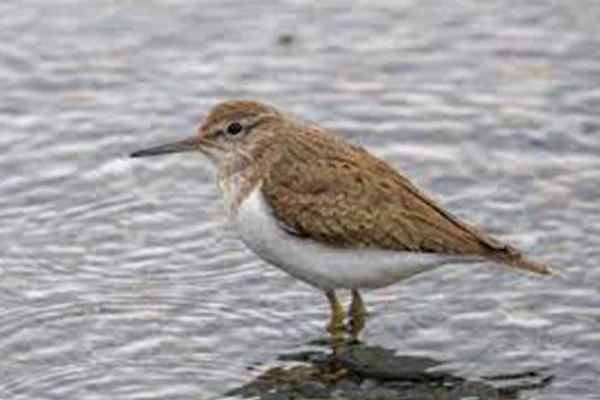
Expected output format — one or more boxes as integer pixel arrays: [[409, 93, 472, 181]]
[[226, 122, 243, 136]]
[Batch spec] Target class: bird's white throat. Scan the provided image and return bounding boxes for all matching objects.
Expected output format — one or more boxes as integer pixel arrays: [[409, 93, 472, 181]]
[[217, 171, 253, 214]]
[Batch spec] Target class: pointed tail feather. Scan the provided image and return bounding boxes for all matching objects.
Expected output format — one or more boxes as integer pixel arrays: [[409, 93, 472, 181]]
[[490, 245, 553, 275]]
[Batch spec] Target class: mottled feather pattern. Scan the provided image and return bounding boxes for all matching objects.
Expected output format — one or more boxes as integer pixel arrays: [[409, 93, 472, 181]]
[[261, 122, 551, 275], [135, 99, 551, 276]]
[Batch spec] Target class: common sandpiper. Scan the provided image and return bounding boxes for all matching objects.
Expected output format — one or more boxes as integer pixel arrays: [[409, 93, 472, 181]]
[[131, 100, 552, 345]]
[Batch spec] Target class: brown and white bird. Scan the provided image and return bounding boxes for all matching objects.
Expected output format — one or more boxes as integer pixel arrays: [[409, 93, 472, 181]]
[[131, 100, 552, 343]]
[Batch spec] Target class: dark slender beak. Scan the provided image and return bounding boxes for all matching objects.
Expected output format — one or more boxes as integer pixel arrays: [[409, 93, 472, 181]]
[[130, 138, 197, 158]]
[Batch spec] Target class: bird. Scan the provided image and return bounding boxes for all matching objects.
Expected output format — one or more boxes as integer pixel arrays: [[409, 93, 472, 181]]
[[130, 100, 552, 345]]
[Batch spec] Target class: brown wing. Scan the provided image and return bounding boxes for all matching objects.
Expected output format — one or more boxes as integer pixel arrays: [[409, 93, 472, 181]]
[[261, 127, 551, 275]]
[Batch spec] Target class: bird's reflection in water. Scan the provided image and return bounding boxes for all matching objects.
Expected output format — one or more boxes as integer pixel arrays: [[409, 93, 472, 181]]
[[226, 340, 553, 399]]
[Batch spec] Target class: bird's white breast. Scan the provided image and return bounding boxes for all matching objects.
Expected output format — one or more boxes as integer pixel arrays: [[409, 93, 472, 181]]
[[230, 187, 467, 289]]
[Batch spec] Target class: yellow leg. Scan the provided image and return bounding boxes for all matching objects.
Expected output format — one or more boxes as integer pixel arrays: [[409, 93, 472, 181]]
[[325, 289, 345, 350], [348, 289, 366, 342]]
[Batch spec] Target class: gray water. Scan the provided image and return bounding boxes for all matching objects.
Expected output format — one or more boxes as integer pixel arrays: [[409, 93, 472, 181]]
[[0, 0, 599, 399]]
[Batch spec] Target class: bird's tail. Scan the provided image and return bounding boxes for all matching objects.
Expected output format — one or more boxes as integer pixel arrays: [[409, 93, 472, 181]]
[[489, 245, 553, 275]]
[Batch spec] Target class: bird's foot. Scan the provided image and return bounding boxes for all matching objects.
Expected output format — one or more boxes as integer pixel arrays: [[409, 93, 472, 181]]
[[325, 289, 346, 353], [348, 289, 366, 343]]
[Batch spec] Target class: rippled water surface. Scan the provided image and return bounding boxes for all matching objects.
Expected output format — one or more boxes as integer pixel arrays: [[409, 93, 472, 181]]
[[1, 0, 599, 399]]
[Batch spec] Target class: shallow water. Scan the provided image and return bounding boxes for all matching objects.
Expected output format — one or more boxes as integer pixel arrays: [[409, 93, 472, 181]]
[[0, 0, 599, 399]]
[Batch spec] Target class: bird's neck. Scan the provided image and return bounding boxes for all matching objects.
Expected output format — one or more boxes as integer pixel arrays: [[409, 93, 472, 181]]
[[217, 149, 275, 215], [217, 170, 262, 215]]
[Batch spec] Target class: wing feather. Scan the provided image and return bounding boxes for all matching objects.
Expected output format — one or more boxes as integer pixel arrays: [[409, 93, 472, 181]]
[[260, 127, 552, 275]]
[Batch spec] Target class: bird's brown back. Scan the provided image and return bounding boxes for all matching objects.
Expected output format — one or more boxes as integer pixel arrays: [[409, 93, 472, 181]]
[[261, 123, 551, 275]]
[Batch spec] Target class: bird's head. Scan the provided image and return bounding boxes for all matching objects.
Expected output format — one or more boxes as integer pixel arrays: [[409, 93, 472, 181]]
[[131, 100, 283, 171]]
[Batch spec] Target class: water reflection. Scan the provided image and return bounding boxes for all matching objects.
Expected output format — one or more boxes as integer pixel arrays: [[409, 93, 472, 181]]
[[1, 0, 599, 398], [227, 341, 553, 399]]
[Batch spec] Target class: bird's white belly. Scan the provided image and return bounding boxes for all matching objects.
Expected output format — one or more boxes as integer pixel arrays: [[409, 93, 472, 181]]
[[231, 188, 466, 289]]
